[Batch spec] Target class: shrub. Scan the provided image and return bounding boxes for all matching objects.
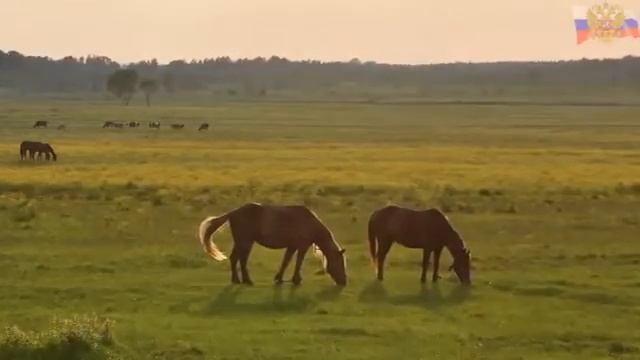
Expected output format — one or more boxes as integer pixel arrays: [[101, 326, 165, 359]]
[[0, 315, 117, 360], [615, 182, 640, 195]]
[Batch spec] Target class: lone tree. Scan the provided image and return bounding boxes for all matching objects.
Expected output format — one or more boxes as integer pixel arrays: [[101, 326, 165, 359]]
[[139, 79, 159, 106], [106, 69, 138, 105], [162, 71, 176, 93]]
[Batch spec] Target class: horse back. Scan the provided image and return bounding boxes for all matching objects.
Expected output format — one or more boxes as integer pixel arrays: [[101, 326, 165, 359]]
[[370, 206, 450, 248], [231, 203, 327, 248]]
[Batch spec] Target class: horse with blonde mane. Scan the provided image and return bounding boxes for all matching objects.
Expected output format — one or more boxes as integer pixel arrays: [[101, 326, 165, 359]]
[[198, 203, 347, 286], [368, 206, 471, 285]]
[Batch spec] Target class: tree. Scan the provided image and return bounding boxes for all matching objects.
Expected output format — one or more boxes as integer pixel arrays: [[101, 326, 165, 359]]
[[139, 79, 159, 106], [106, 69, 138, 105], [161, 71, 175, 93]]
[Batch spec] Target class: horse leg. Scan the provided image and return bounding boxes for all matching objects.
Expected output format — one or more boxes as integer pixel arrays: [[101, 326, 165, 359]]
[[432, 247, 443, 282], [376, 239, 393, 281], [239, 243, 254, 285], [274, 247, 296, 285], [291, 246, 310, 286], [229, 247, 241, 284], [421, 249, 432, 284]]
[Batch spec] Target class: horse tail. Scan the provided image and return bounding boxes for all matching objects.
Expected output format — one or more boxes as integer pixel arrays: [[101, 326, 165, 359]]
[[368, 214, 378, 267], [197, 213, 231, 261]]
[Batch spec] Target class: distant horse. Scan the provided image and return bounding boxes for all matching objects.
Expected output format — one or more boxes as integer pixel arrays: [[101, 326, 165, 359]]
[[198, 203, 347, 286], [57, 124, 66, 130], [19, 141, 57, 161], [198, 123, 209, 131], [103, 121, 124, 128], [149, 121, 160, 129], [171, 124, 185, 130], [129, 121, 140, 128], [33, 121, 47, 128], [368, 206, 471, 285]]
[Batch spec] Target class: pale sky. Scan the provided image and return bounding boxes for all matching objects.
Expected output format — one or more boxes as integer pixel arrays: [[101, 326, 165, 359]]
[[1, 0, 639, 64]]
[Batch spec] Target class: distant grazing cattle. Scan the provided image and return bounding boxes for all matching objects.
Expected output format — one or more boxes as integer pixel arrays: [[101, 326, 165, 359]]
[[33, 121, 47, 128], [149, 121, 160, 129], [19, 141, 57, 161], [171, 124, 185, 130], [198, 123, 209, 131], [129, 121, 140, 128]]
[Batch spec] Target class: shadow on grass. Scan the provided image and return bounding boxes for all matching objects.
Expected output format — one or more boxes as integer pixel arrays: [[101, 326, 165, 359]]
[[357, 281, 471, 309], [491, 282, 635, 307], [202, 284, 316, 315]]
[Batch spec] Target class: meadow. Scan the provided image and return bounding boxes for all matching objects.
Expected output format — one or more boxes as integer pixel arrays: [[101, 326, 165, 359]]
[[0, 99, 639, 359]]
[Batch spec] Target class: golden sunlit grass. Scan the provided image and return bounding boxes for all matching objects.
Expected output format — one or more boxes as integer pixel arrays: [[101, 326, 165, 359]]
[[1, 141, 639, 190]]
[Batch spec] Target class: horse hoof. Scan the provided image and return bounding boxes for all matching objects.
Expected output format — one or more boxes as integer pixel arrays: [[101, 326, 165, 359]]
[[292, 278, 302, 286], [231, 279, 241, 284], [242, 280, 254, 286]]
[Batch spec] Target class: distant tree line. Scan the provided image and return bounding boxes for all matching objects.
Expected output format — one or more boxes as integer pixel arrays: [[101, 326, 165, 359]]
[[1, 49, 640, 97]]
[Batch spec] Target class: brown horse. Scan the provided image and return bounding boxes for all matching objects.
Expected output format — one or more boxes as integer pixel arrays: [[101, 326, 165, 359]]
[[198, 203, 347, 286], [19, 141, 57, 161], [33, 120, 47, 128], [368, 206, 471, 285]]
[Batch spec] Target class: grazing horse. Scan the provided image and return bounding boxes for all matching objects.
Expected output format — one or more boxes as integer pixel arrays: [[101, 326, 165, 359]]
[[19, 141, 57, 161], [171, 124, 185, 130], [33, 121, 47, 128], [198, 123, 209, 131], [128, 121, 140, 128], [35, 143, 57, 161], [368, 206, 471, 285], [149, 121, 160, 129], [198, 203, 347, 286], [103, 121, 124, 128]]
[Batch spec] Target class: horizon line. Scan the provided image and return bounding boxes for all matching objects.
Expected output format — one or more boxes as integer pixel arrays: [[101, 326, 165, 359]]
[[2, 48, 639, 67]]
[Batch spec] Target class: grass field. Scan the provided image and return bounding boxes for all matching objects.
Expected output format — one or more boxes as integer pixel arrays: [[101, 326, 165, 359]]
[[0, 99, 639, 359]]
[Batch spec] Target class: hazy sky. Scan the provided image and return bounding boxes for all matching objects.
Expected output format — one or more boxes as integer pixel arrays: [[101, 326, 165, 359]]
[[2, 0, 639, 64]]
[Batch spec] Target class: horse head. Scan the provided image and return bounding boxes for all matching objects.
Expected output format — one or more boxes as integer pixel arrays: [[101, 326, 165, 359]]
[[449, 248, 471, 285], [324, 248, 347, 286]]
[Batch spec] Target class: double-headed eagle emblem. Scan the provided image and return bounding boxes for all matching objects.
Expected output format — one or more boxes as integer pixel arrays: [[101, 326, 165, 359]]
[[587, 2, 626, 41]]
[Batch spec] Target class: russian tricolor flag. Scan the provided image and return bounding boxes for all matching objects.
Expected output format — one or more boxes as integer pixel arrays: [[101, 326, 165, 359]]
[[573, 6, 640, 44]]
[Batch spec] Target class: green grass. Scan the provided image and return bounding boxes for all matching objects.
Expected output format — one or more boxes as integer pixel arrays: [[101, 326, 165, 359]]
[[0, 99, 639, 359]]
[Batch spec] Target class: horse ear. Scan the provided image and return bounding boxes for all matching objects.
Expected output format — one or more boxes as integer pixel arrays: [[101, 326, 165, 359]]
[[340, 249, 346, 254]]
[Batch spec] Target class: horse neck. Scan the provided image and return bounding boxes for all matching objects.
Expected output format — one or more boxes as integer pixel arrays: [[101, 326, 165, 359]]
[[444, 231, 466, 258], [314, 231, 339, 255]]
